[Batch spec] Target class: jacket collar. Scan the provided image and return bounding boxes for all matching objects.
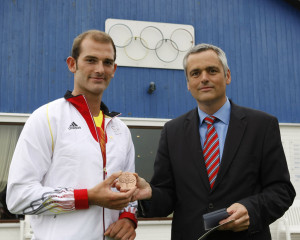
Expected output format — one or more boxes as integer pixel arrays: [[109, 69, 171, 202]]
[[64, 90, 119, 118], [184, 108, 211, 191], [213, 100, 247, 191]]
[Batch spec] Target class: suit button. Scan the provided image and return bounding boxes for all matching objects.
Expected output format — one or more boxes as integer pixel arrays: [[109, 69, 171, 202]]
[[209, 203, 214, 209]]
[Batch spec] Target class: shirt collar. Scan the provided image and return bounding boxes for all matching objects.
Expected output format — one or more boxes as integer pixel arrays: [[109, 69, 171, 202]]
[[198, 98, 231, 125]]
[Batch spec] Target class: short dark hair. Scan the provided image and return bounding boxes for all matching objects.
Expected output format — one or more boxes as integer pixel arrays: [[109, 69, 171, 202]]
[[71, 30, 116, 61]]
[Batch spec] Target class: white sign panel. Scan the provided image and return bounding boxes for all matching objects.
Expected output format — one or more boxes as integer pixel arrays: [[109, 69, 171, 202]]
[[105, 18, 195, 70], [281, 125, 300, 200]]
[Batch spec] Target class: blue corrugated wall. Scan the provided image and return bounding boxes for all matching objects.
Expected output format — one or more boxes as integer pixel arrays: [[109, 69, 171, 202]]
[[0, 0, 299, 122]]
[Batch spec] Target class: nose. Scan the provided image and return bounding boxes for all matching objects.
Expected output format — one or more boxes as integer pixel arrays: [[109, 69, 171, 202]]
[[200, 71, 209, 83], [95, 62, 105, 73]]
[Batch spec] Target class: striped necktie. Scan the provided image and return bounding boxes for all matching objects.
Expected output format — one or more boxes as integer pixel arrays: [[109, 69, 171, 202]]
[[203, 116, 220, 188]]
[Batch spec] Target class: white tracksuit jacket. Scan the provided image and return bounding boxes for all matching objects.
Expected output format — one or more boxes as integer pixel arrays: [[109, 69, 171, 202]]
[[6, 92, 137, 240]]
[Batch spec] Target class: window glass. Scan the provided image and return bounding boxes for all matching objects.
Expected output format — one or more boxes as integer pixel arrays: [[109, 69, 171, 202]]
[[129, 127, 162, 182], [0, 124, 24, 220]]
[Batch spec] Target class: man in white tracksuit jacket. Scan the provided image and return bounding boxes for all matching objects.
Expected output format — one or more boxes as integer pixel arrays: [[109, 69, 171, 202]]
[[7, 30, 137, 240]]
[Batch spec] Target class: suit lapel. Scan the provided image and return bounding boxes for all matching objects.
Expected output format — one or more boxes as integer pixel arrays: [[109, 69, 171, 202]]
[[184, 108, 211, 191], [213, 102, 247, 190]]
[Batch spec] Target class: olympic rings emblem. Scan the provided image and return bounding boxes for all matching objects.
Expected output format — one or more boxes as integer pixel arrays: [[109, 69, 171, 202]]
[[108, 23, 194, 63]]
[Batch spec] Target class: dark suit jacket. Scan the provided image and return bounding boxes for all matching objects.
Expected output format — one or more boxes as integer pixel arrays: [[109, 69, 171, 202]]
[[139, 101, 296, 240]]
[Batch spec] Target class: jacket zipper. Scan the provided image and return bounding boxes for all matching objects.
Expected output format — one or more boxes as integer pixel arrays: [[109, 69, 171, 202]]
[[82, 96, 107, 240]]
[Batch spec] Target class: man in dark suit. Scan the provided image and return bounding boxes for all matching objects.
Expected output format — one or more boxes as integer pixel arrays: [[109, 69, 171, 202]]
[[131, 44, 296, 239]]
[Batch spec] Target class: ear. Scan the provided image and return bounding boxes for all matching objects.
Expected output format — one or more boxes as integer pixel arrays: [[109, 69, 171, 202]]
[[111, 63, 117, 78], [66, 57, 76, 73], [187, 80, 190, 91], [186, 75, 190, 91], [226, 69, 231, 85]]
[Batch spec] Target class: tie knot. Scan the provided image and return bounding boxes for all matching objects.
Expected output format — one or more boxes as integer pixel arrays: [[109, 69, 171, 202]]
[[204, 116, 217, 125]]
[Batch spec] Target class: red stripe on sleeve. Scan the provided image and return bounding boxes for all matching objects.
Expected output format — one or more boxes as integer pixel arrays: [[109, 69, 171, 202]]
[[119, 212, 138, 228], [74, 189, 89, 209]]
